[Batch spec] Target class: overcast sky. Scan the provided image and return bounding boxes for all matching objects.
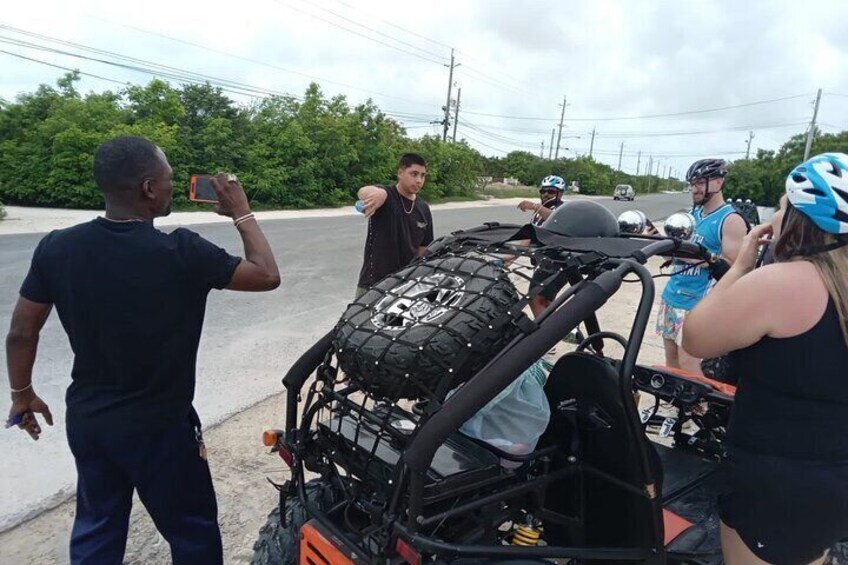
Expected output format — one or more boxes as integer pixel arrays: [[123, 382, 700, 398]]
[[3, 0, 847, 177]]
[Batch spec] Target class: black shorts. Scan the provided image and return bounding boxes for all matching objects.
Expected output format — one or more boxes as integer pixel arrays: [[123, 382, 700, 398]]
[[529, 266, 568, 302], [719, 447, 848, 564]]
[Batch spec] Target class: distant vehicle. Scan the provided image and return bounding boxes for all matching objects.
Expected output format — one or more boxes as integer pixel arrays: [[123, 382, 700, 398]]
[[613, 184, 635, 201], [569, 181, 580, 193]]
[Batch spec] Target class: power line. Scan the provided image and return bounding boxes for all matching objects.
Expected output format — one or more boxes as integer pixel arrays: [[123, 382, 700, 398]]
[[322, 0, 530, 95], [461, 93, 814, 122], [450, 47, 530, 93], [3, 37, 440, 132], [0, 26, 302, 98], [328, 0, 453, 50], [454, 66, 527, 97], [460, 120, 540, 149], [0, 49, 128, 86], [0, 35, 301, 100], [456, 128, 512, 154], [575, 147, 748, 158], [83, 15, 437, 108], [593, 120, 809, 139], [268, 0, 446, 65], [439, 119, 811, 138], [289, 0, 447, 61]]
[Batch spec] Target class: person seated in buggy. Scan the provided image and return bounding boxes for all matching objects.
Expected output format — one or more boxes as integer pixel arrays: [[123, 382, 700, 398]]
[[252, 198, 756, 565]]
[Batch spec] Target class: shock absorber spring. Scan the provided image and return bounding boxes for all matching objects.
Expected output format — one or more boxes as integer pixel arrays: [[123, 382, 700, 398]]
[[511, 522, 541, 546]]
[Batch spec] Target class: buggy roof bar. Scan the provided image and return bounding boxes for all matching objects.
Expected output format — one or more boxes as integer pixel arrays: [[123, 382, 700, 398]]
[[431, 223, 708, 263], [403, 264, 628, 474]]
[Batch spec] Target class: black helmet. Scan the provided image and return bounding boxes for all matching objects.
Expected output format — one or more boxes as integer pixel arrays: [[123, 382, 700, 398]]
[[686, 158, 728, 182], [541, 200, 619, 237]]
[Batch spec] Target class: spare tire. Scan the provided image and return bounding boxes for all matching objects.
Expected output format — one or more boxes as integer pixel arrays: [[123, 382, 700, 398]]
[[334, 255, 523, 400]]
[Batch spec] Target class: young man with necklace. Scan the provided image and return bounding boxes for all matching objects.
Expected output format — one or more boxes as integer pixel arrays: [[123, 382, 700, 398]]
[[354, 153, 434, 298]]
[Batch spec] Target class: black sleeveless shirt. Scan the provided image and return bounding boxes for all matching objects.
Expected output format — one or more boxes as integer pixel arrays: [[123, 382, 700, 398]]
[[728, 298, 848, 461]]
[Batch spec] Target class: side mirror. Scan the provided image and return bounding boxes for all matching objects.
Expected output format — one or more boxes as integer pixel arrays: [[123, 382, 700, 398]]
[[664, 212, 696, 239], [617, 210, 648, 234]]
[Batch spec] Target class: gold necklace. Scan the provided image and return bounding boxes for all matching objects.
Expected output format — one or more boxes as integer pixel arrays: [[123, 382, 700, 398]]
[[102, 216, 146, 223], [400, 194, 416, 215]]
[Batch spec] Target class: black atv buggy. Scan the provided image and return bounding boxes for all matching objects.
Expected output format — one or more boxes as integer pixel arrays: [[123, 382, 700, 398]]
[[251, 221, 738, 565]]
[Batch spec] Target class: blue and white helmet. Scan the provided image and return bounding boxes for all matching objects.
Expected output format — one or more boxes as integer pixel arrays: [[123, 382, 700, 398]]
[[540, 175, 566, 191], [786, 152, 848, 234]]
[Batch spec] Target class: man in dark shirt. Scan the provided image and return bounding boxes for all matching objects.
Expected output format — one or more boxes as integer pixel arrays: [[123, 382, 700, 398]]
[[5, 136, 280, 564], [518, 175, 567, 318], [355, 153, 434, 297]]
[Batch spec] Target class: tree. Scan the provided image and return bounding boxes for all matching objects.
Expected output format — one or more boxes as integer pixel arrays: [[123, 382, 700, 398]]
[[0, 73, 836, 211]]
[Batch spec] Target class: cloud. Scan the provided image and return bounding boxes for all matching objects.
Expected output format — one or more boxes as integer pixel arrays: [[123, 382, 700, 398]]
[[2, 0, 847, 174]]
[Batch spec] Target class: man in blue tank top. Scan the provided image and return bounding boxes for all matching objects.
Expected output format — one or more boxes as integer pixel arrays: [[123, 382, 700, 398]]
[[655, 158, 747, 374]]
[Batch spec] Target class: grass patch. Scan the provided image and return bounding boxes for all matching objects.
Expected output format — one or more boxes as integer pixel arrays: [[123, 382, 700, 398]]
[[479, 184, 539, 199]]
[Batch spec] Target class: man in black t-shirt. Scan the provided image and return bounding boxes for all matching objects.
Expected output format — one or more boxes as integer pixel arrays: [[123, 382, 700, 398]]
[[355, 153, 434, 297], [5, 136, 280, 564]]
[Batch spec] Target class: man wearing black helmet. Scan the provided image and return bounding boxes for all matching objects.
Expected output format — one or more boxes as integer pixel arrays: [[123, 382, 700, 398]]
[[655, 158, 747, 374]]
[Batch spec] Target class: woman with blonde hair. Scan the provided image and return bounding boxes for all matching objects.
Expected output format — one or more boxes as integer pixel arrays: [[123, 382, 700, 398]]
[[683, 152, 848, 564]]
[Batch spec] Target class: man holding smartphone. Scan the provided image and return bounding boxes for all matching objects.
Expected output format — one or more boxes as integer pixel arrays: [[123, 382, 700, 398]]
[[5, 136, 280, 564]]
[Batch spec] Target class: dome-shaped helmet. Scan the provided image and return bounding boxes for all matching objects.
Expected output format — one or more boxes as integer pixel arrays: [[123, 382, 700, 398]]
[[786, 152, 848, 234], [542, 200, 619, 237], [540, 175, 566, 191]]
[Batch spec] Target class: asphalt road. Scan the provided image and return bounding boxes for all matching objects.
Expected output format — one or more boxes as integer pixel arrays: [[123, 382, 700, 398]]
[[0, 191, 690, 530]]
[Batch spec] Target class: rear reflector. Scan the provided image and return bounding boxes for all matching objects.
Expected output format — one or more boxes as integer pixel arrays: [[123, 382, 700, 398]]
[[395, 536, 422, 565]]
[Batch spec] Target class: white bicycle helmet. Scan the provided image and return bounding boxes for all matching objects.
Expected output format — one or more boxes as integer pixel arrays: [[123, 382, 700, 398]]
[[540, 175, 566, 192], [786, 152, 848, 235]]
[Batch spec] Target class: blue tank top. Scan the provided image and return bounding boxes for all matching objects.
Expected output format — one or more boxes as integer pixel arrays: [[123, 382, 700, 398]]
[[662, 203, 737, 310]]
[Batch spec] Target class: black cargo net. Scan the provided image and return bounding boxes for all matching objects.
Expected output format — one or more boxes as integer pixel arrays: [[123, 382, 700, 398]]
[[332, 239, 601, 403]]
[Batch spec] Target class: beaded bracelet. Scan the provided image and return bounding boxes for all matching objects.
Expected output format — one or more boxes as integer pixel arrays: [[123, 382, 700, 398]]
[[233, 213, 255, 227]]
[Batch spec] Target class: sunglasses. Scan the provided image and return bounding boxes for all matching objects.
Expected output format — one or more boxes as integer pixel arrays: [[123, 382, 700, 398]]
[[539, 188, 559, 195]]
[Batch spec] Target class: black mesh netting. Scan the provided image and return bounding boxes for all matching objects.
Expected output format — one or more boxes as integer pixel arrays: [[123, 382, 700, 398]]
[[332, 239, 582, 401], [334, 254, 519, 400]]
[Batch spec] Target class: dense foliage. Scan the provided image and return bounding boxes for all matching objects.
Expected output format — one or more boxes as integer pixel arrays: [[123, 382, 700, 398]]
[[481, 152, 684, 195], [2, 73, 840, 210], [723, 129, 848, 205], [0, 73, 483, 209]]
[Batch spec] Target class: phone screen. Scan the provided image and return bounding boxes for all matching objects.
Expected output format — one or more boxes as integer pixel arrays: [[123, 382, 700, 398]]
[[190, 175, 218, 203]]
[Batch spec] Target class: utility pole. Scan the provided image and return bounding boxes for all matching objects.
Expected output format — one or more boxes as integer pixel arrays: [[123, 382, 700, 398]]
[[636, 150, 641, 175], [442, 48, 456, 142], [548, 128, 555, 159], [540, 141, 544, 159], [804, 88, 822, 160], [745, 130, 755, 159], [588, 127, 596, 158], [617, 141, 624, 171], [451, 87, 461, 142], [647, 155, 653, 191], [554, 95, 567, 160]]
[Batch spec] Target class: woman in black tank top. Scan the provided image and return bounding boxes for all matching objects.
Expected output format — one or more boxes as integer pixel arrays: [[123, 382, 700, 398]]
[[682, 153, 848, 564]]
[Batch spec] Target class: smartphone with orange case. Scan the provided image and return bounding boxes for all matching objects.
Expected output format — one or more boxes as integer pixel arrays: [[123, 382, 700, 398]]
[[189, 175, 218, 203]]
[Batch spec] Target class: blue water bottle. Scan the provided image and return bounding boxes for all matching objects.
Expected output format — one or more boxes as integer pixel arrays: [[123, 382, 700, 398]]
[[354, 200, 366, 214]]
